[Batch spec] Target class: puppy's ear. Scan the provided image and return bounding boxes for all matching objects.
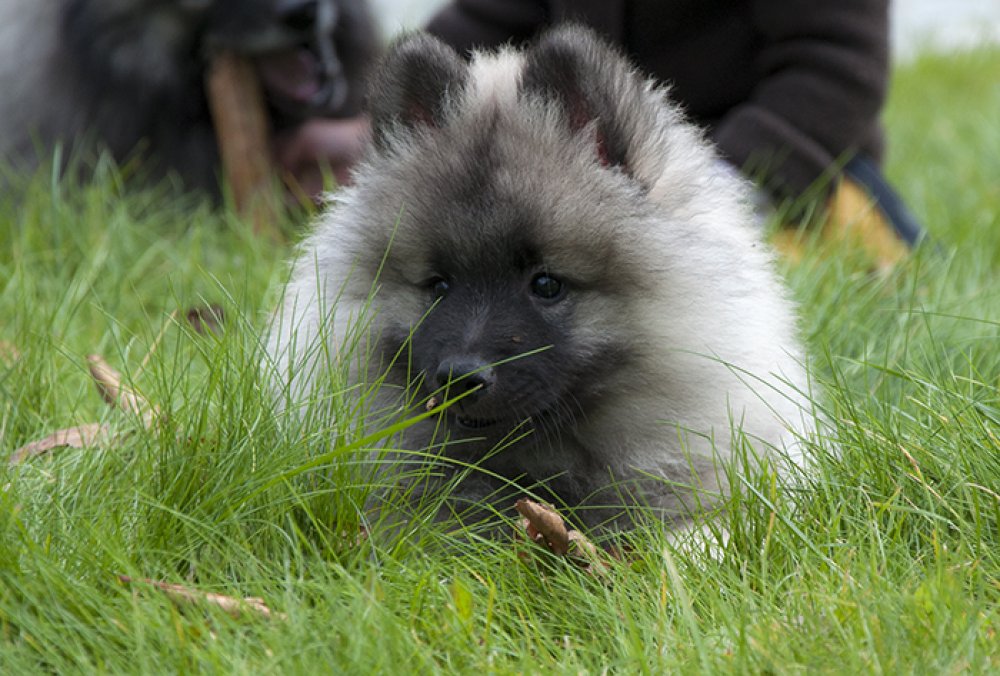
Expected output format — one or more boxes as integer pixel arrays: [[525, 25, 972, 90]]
[[367, 32, 468, 149], [520, 25, 653, 176]]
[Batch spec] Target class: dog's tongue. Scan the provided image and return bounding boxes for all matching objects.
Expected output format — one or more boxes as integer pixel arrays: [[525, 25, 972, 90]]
[[255, 48, 322, 103]]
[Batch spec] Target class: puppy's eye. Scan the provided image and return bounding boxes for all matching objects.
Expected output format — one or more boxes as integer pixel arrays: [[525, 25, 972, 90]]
[[530, 273, 563, 300], [427, 277, 450, 298]]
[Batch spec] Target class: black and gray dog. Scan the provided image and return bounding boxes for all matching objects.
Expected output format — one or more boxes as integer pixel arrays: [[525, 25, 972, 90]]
[[0, 0, 378, 192], [268, 27, 814, 534]]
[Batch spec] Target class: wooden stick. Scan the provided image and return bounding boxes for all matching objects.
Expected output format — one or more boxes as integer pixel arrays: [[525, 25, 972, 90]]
[[205, 51, 281, 240]]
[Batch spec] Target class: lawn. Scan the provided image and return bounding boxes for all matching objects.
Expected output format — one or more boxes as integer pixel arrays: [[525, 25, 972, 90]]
[[2, 48, 998, 672]]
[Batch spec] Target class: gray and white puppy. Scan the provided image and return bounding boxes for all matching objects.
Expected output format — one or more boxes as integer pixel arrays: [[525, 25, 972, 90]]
[[268, 26, 813, 532], [0, 0, 377, 192]]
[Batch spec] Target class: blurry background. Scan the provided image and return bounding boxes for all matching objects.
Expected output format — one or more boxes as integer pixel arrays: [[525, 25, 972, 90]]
[[369, 0, 1000, 60], [369, 0, 445, 37], [891, 0, 1000, 59]]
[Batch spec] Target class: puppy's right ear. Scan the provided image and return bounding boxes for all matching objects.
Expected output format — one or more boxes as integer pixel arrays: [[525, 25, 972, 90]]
[[367, 33, 468, 149]]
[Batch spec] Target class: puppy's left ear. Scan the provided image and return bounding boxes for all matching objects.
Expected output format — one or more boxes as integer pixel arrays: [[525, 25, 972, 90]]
[[520, 25, 657, 181], [367, 32, 468, 149]]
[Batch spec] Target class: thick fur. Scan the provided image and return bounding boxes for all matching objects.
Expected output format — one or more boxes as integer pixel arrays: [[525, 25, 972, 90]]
[[0, 0, 378, 192], [268, 27, 814, 532]]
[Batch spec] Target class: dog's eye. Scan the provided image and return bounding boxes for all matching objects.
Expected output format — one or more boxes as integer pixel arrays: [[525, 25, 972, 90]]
[[530, 273, 563, 300], [428, 277, 450, 298]]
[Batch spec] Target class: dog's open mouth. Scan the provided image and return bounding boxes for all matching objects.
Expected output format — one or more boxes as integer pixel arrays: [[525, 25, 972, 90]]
[[255, 44, 347, 115], [208, 0, 349, 118]]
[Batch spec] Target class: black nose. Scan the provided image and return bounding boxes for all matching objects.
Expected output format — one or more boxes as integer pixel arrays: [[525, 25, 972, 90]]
[[435, 358, 495, 402], [277, 0, 318, 32]]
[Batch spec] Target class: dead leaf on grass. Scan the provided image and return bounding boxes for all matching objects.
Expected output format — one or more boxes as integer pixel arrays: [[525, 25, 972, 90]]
[[514, 498, 608, 575], [9, 423, 115, 465], [185, 304, 226, 336], [10, 353, 159, 465], [118, 576, 287, 621], [515, 498, 570, 555], [87, 354, 159, 427]]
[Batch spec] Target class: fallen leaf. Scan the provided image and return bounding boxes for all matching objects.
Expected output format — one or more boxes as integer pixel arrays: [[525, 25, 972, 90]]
[[87, 354, 159, 427], [118, 576, 286, 621], [514, 498, 608, 575], [515, 498, 570, 555], [9, 423, 114, 465], [185, 304, 226, 336]]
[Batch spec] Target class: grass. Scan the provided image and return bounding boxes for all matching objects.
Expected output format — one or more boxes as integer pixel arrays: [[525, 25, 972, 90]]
[[2, 48, 999, 672]]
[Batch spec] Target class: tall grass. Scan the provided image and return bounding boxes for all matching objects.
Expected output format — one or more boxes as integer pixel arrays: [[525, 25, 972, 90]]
[[2, 48, 998, 672]]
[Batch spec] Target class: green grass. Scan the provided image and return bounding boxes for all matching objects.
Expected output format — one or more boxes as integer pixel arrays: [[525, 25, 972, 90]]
[[2, 48, 999, 673]]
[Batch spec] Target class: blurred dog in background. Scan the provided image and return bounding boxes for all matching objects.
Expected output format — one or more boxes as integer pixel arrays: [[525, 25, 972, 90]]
[[0, 0, 378, 192]]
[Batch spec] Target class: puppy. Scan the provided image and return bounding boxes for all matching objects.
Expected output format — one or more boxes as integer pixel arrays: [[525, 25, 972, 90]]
[[268, 26, 814, 532]]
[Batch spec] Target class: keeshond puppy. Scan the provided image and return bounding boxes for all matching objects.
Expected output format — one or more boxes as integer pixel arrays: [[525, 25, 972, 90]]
[[0, 0, 377, 192], [268, 26, 814, 533]]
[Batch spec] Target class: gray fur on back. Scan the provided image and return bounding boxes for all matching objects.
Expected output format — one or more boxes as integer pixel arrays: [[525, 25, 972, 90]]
[[268, 26, 814, 531]]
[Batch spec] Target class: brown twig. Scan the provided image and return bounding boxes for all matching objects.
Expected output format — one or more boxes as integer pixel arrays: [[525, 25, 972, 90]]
[[9, 423, 114, 465], [9, 354, 157, 464], [118, 576, 286, 621], [87, 354, 159, 428]]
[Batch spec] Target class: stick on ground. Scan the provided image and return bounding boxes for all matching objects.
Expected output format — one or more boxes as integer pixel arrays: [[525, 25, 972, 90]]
[[9, 424, 114, 465], [87, 354, 159, 428], [118, 576, 286, 621]]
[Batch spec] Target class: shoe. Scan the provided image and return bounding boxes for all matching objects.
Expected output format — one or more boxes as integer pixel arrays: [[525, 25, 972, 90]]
[[771, 155, 926, 271]]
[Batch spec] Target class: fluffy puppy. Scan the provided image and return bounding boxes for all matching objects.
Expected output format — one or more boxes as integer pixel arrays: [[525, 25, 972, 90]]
[[268, 26, 814, 532]]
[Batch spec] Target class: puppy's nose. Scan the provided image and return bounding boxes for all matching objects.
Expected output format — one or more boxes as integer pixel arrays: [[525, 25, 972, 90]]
[[277, 0, 318, 32], [435, 358, 495, 402]]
